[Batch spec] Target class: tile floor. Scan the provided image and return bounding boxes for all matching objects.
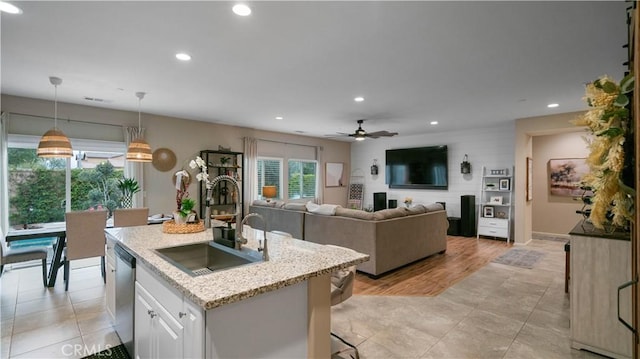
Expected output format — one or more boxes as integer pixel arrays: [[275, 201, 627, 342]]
[[0, 239, 606, 358], [331, 239, 606, 358], [1, 259, 120, 358]]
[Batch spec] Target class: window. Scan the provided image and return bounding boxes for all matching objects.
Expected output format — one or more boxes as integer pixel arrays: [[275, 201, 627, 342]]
[[288, 159, 317, 200], [7, 135, 125, 226], [257, 157, 282, 199]]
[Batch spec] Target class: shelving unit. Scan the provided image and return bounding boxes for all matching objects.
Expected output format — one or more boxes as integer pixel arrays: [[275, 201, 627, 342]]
[[477, 166, 513, 243], [198, 150, 244, 222]]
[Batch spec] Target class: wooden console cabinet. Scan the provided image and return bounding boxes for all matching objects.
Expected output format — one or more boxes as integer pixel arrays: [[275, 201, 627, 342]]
[[570, 222, 633, 359]]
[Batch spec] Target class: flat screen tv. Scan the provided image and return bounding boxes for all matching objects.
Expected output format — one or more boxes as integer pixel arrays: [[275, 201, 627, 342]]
[[385, 145, 448, 190]]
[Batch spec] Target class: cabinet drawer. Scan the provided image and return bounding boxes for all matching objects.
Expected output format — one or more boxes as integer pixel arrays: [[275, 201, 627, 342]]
[[478, 218, 508, 229], [478, 226, 508, 238], [137, 264, 183, 320], [106, 238, 116, 264]]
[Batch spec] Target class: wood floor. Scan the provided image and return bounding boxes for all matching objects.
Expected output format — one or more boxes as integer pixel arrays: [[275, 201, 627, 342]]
[[353, 235, 512, 296]]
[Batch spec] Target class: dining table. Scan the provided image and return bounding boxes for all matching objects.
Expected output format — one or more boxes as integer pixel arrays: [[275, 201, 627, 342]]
[[5, 222, 67, 287], [3, 216, 172, 287]]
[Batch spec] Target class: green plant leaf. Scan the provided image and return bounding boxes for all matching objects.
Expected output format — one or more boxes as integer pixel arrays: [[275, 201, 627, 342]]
[[620, 73, 634, 94], [602, 81, 618, 94], [596, 127, 623, 137], [614, 94, 629, 107]]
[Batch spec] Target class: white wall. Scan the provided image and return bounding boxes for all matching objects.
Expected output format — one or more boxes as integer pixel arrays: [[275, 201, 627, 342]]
[[350, 123, 515, 218]]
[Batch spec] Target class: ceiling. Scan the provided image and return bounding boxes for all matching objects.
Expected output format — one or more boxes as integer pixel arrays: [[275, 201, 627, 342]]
[[0, 1, 630, 141]]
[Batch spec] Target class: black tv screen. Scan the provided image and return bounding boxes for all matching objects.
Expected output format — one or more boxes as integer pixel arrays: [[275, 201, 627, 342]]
[[385, 146, 448, 190]]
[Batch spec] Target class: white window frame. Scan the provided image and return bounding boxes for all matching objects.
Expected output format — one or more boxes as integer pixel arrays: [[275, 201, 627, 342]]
[[256, 156, 284, 200], [287, 158, 318, 201]]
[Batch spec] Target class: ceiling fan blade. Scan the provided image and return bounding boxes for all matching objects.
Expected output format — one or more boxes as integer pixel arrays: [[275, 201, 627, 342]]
[[366, 131, 398, 138]]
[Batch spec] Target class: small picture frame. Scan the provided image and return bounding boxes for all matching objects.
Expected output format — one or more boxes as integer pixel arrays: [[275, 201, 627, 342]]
[[484, 206, 494, 218], [499, 178, 510, 191], [490, 196, 503, 205]]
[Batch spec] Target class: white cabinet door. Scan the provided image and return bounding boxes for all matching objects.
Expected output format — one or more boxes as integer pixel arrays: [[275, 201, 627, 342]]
[[182, 298, 204, 359], [134, 282, 154, 359], [105, 260, 116, 323], [154, 303, 184, 359]]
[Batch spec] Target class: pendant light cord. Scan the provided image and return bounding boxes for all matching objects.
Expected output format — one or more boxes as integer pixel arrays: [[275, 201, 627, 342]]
[[53, 84, 58, 130]]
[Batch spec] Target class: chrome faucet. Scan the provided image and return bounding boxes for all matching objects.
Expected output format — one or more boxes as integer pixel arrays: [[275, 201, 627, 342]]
[[237, 213, 269, 261]]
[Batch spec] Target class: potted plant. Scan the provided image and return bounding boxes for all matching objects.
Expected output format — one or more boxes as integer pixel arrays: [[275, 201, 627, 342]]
[[174, 197, 196, 224], [220, 156, 231, 167], [117, 177, 140, 208]]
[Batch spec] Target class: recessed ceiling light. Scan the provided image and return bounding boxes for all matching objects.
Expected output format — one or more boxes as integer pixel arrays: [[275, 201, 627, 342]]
[[232, 4, 252, 16], [275, 116, 283, 120], [430, 121, 438, 125], [175, 53, 191, 61], [0, 1, 22, 14], [354, 96, 364, 102], [547, 103, 559, 108]]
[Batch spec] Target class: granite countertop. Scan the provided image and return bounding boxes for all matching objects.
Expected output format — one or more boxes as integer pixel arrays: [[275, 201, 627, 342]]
[[105, 225, 369, 310], [569, 220, 631, 241]]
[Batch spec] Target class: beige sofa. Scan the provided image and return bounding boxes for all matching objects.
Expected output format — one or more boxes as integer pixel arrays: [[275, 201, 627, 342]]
[[248, 201, 448, 277]]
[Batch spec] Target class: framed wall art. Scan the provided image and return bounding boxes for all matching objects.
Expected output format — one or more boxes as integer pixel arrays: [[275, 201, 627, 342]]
[[499, 178, 510, 191], [325, 162, 345, 187], [483, 206, 494, 218], [548, 158, 589, 197], [526, 157, 533, 201]]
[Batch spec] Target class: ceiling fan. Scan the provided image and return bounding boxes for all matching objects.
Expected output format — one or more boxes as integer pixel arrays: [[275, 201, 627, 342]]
[[344, 119, 398, 141]]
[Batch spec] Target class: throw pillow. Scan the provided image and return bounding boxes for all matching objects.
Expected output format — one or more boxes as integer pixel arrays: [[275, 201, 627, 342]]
[[334, 207, 375, 220], [373, 207, 408, 220], [283, 202, 307, 211], [306, 201, 339, 215], [425, 203, 445, 212], [252, 199, 276, 207]]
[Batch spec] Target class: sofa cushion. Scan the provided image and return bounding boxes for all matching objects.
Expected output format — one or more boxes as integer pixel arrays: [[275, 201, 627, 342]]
[[306, 201, 340, 215], [425, 203, 445, 212], [373, 207, 408, 220], [407, 204, 427, 214], [252, 199, 276, 207], [273, 200, 286, 208], [283, 202, 307, 211], [334, 207, 375, 220]]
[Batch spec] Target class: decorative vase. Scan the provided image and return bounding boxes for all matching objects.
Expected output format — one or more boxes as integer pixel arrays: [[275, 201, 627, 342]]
[[173, 211, 187, 225], [121, 195, 133, 208]]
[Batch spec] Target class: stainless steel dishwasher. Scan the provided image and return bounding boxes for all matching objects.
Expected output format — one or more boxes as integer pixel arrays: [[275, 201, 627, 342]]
[[114, 244, 135, 357]]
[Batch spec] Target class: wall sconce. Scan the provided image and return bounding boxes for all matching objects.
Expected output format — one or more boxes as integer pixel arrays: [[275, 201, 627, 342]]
[[460, 154, 471, 174], [371, 159, 379, 175]]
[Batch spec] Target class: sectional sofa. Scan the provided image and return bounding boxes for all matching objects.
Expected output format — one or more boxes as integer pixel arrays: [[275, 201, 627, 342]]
[[247, 201, 448, 277]]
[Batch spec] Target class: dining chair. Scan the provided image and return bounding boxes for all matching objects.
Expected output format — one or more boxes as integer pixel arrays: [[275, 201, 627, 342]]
[[113, 207, 149, 227], [0, 226, 49, 287], [63, 210, 108, 291]]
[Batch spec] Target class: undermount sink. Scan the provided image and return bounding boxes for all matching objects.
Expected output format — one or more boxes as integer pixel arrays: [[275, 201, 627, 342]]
[[154, 241, 262, 276]]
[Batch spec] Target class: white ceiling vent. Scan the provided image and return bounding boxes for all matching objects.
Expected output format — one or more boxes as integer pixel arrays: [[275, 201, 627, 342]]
[[83, 96, 112, 103]]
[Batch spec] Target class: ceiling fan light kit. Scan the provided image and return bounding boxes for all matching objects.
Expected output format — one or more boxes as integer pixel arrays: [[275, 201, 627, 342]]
[[348, 119, 398, 141], [37, 76, 73, 158]]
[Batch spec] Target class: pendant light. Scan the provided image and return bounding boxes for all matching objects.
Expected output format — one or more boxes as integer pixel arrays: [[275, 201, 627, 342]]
[[126, 91, 153, 162], [37, 77, 73, 158]]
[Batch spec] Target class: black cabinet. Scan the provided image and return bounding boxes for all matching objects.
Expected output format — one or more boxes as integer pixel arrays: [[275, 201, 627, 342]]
[[198, 150, 244, 222]]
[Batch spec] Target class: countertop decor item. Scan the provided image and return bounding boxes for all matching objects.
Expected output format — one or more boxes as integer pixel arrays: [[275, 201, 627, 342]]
[[161, 219, 205, 234], [152, 148, 177, 172], [571, 74, 635, 229]]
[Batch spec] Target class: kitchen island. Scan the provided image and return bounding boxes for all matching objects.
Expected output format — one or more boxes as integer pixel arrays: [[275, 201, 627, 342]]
[[105, 224, 369, 359]]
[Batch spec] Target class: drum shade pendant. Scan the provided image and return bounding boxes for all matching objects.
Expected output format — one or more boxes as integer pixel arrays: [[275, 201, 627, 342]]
[[126, 92, 152, 162], [37, 77, 73, 158]]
